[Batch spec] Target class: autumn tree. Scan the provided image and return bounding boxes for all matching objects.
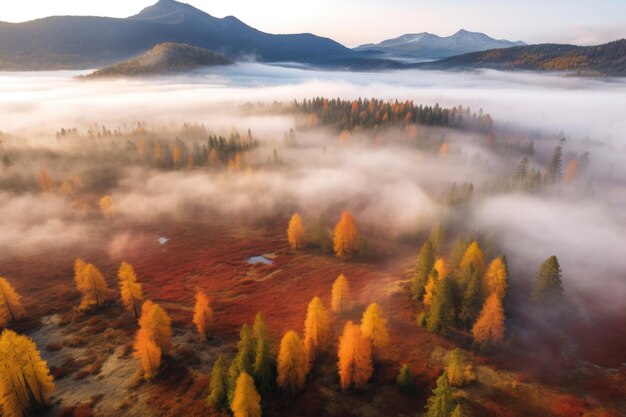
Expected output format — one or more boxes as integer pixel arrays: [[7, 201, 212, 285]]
[[337, 321, 373, 390], [451, 405, 465, 417], [0, 278, 26, 327], [425, 372, 456, 417], [208, 355, 229, 409], [331, 274, 351, 313], [75, 262, 109, 311], [138, 301, 172, 354], [303, 296, 330, 364], [99, 195, 115, 216], [423, 269, 439, 307], [532, 255, 564, 302], [333, 210, 360, 260], [0, 330, 55, 417], [118, 262, 143, 318], [396, 364, 414, 392], [360, 303, 389, 360], [564, 158, 578, 182], [38, 170, 54, 192], [228, 324, 256, 403], [133, 328, 161, 380], [231, 372, 262, 417], [276, 331, 309, 393], [252, 313, 274, 393], [426, 277, 456, 335], [287, 212, 306, 250], [458, 241, 485, 277], [484, 256, 508, 300], [472, 294, 505, 348], [411, 240, 435, 300], [439, 142, 450, 157], [193, 290, 213, 340], [446, 349, 474, 387]]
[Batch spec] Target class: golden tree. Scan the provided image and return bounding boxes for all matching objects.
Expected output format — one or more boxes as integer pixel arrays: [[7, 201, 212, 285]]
[[133, 328, 162, 380], [439, 142, 450, 157], [564, 158, 578, 182], [484, 256, 508, 299], [331, 274, 351, 313], [75, 262, 109, 310], [303, 296, 330, 364], [118, 262, 143, 318], [276, 330, 309, 393], [459, 241, 485, 275], [433, 258, 447, 279], [0, 329, 55, 417], [99, 195, 115, 216], [38, 170, 54, 192], [287, 212, 306, 250], [172, 144, 182, 168], [446, 349, 474, 387], [0, 278, 26, 327], [360, 303, 389, 360], [333, 210, 360, 260], [193, 290, 213, 340], [471, 294, 505, 347], [231, 372, 261, 417], [423, 269, 439, 307], [337, 321, 373, 390], [139, 301, 172, 354]]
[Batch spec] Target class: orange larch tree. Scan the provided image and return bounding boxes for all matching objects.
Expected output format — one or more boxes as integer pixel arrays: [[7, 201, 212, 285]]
[[193, 290, 214, 340], [331, 274, 351, 313], [138, 300, 173, 354], [231, 372, 261, 417], [337, 321, 373, 390], [471, 294, 505, 348], [0, 278, 26, 327], [303, 296, 330, 364], [360, 303, 389, 360], [287, 212, 306, 250], [75, 262, 109, 311], [276, 330, 309, 393], [484, 256, 508, 300], [458, 241, 485, 276], [133, 328, 162, 380], [564, 158, 578, 182], [118, 262, 143, 318], [333, 210, 360, 260]]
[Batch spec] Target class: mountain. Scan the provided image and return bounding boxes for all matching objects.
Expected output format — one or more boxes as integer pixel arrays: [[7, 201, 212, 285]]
[[84, 43, 232, 78], [356, 29, 526, 61], [419, 39, 626, 76], [0, 0, 362, 70]]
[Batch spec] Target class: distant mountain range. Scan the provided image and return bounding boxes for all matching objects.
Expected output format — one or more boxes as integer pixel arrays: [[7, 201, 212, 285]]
[[84, 43, 232, 78], [418, 39, 626, 76], [356, 29, 526, 61]]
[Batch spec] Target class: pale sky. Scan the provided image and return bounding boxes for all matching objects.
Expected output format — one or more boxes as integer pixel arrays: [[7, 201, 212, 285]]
[[1, 0, 624, 47]]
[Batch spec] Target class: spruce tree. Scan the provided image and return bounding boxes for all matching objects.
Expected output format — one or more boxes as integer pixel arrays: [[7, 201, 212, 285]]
[[228, 324, 255, 404], [426, 277, 456, 335], [253, 334, 274, 393], [426, 371, 455, 417], [412, 240, 435, 300], [459, 266, 485, 326], [396, 364, 414, 392], [548, 146, 563, 183], [208, 355, 229, 409], [532, 255, 564, 302]]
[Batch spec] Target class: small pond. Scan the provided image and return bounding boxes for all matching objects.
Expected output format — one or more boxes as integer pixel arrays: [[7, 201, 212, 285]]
[[247, 255, 273, 265]]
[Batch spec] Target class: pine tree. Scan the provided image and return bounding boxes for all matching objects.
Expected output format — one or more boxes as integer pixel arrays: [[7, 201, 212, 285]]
[[331, 274, 351, 313], [0, 278, 26, 327], [484, 256, 508, 300], [360, 303, 389, 360], [208, 355, 229, 409], [231, 372, 262, 417], [515, 157, 529, 181], [0, 330, 55, 417], [228, 324, 256, 404], [138, 301, 172, 354], [337, 321, 373, 390], [396, 364, 414, 392], [425, 371, 455, 417], [312, 213, 332, 254], [287, 212, 306, 250], [133, 328, 162, 380], [532, 255, 564, 302], [429, 225, 446, 253], [276, 331, 309, 393], [75, 263, 109, 311], [193, 290, 213, 340], [303, 296, 330, 364], [472, 294, 505, 348], [412, 240, 435, 300], [426, 277, 455, 335], [459, 266, 485, 326], [252, 313, 274, 393], [118, 262, 143, 318], [333, 210, 360, 260], [548, 145, 563, 183]]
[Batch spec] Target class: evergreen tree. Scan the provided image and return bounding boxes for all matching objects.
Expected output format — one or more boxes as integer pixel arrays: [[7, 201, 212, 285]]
[[532, 255, 564, 302], [426, 277, 456, 335], [312, 213, 332, 254], [459, 266, 485, 326], [425, 372, 455, 417], [412, 240, 435, 300], [451, 404, 464, 417], [515, 157, 529, 181], [429, 225, 446, 253], [208, 355, 229, 409], [548, 145, 563, 183], [252, 313, 274, 393], [396, 364, 414, 392], [228, 324, 256, 404]]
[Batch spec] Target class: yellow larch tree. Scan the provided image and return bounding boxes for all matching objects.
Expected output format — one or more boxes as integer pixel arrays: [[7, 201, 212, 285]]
[[172, 144, 182, 168], [133, 328, 162, 380], [433, 258, 447, 279], [192, 290, 213, 340], [0, 329, 55, 417], [484, 256, 508, 300], [338, 321, 373, 390], [276, 330, 309, 393], [471, 294, 505, 347], [38, 170, 54, 192], [75, 262, 109, 311], [458, 241, 485, 275], [287, 212, 306, 250], [303, 296, 330, 364], [99, 195, 115, 216], [331, 274, 351, 313], [360, 303, 389, 360], [423, 269, 439, 307], [139, 301, 173, 354], [231, 371, 261, 417], [333, 210, 360, 260], [0, 278, 26, 327], [439, 142, 450, 157], [564, 158, 578, 182], [118, 262, 143, 318]]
